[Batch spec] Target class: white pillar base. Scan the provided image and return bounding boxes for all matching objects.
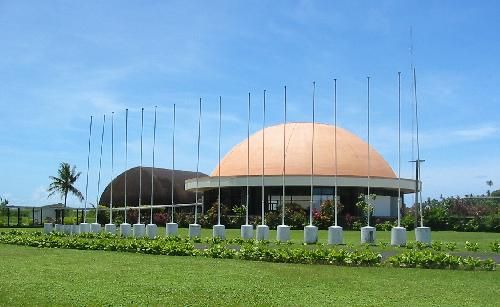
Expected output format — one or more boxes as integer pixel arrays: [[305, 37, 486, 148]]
[[304, 225, 318, 244], [240, 224, 254, 240], [146, 224, 157, 239], [390, 226, 407, 246], [276, 225, 291, 242], [415, 226, 431, 243], [54, 224, 64, 233], [63, 225, 72, 234], [71, 225, 80, 235], [90, 223, 101, 233], [361, 226, 376, 244], [120, 223, 132, 237], [133, 224, 145, 237], [188, 224, 201, 239], [328, 225, 343, 245], [213, 224, 225, 239], [256, 225, 269, 241], [43, 223, 53, 234], [104, 223, 116, 234], [79, 223, 90, 233], [166, 223, 179, 236]]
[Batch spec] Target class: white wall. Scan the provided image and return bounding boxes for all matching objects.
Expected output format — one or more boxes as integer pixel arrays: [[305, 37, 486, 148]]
[[373, 196, 391, 217]]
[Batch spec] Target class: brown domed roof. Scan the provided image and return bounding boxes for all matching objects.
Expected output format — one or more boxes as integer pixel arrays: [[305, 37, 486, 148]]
[[100, 167, 207, 206], [211, 122, 396, 178]]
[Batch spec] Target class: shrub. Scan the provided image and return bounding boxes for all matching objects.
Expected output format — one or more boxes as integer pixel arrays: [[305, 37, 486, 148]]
[[465, 241, 479, 252], [445, 242, 457, 251], [489, 241, 500, 253], [375, 221, 394, 231]]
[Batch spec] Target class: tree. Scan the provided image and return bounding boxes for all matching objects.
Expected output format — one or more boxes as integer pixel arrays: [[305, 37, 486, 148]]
[[47, 162, 84, 224], [486, 180, 493, 197], [0, 196, 8, 215]]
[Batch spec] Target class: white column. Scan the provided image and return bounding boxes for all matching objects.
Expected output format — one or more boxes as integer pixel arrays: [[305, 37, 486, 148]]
[[328, 225, 343, 245], [415, 226, 431, 243], [304, 225, 318, 244], [276, 225, 290, 242], [361, 226, 376, 244], [133, 223, 145, 237], [166, 222, 178, 236], [188, 223, 201, 239], [146, 223, 157, 239], [256, 224, 269, 241], [213, 224, 225, 240]]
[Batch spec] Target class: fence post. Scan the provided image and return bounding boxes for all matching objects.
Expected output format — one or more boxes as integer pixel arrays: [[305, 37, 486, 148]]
[[17, 208, 20, 226], [7, 208, 10, 227], [32, 207, 35, 226]]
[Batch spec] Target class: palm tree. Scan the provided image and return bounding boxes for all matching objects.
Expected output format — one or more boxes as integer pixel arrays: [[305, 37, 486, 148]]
[[48, 162, 84, 224], [486, 180, 493, 197]]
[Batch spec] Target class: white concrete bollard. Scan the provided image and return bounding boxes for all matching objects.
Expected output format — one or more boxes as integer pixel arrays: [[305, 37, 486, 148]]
[[390, 226, 407, 246], [361, 226, 376, 244], [71, 225, 80, 235], [63, 225, 72, 234], [188, 224, 201, 239], [120, 223, 132, 237], [79, 223, 90, 233], [304, 225, 318, 244], [104, 223, 116, 234], [213, 224, 226, 240], [133, 223, 145, 237], [54, 224, 64, 233], [328, 225, 343, 245], [256, 225, 269, 241], [415, 227, 431, 243], [165, 223, 178, 236], [276, 225, 291, 242], [240, 224, 254, 240], [90, 223, 101, 233], [146, 224, 157, 239], [43, 223, 53, 234]]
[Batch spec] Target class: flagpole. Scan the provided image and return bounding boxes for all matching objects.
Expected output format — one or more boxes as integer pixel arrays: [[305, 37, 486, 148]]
[[171, 104, 176, 223], [110, 112, 114, 225], [84, 116, 93, 224], [261, 90, 266, 226], [367, 77, 371, 227], [124, 108, 128, 224], [397, 72, 402, 227], [310, 82, 315, 226], [151, 106, 157, 224], [217, 96, 222, 226], [139, 108, 144, 224], [282, 86, 286, 226], [334, 79, 338, 227], [246, 93, 250, 226], [195, 98, 202, 225], [95, 115, 105, 224]]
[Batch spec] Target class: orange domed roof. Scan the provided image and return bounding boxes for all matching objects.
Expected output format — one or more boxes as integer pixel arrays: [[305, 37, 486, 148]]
[[211, 122, 396, 178]]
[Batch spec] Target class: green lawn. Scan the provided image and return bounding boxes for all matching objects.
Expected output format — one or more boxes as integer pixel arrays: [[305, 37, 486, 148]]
[[0, 244, 498, 306]]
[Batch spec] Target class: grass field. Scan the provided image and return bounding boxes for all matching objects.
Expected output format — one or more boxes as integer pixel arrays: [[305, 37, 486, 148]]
[[0, 244, 498, 306]]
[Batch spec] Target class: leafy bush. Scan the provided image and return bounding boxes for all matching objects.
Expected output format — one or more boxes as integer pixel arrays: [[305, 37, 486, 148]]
[[465, 241, 479, 252], [489, 241, 500, 253], [375, 221, 394, 231], [445, 242, 457, 251], [388, 250, 495, 271]]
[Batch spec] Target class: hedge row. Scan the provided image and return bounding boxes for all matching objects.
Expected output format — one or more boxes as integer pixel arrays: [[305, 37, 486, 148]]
[[0, 231, 496, 271]]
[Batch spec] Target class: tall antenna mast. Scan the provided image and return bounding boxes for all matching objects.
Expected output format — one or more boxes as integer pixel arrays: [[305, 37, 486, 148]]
[[84, 116, 93, 224], [96, 114, 105, 223], [261, 90, 266, 225], [246, 93, 250, 226], [334, 79, 338, 227], [110, 112, 114, 224], [124, 108, 128, 224], [150, 106, 157, 224], [282, 86, 287, 226], [310, 81, 315, 226], [171, 104, 176, 223], [138, 108, 144, 223], [195, 98, 202, 225], [217, 96, 222, 225]]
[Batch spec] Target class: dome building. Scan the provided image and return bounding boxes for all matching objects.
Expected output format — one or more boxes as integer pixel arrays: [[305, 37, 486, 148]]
[[185, 122, 418, 218]]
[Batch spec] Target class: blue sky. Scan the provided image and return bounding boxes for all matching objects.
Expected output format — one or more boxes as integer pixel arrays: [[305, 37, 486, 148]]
[[1, 0, 499, 207]]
